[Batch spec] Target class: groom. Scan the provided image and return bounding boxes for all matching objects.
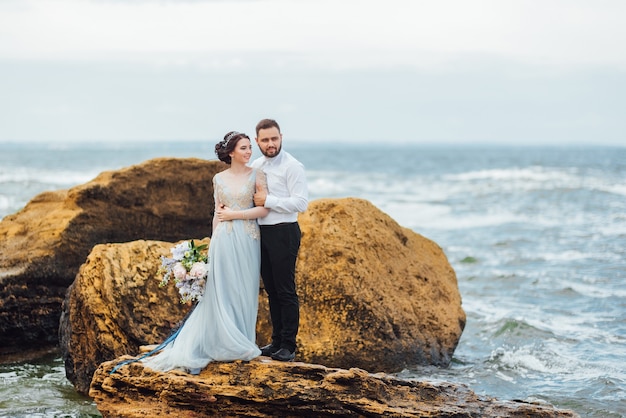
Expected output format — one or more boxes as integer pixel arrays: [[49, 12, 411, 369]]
[[251, 118, 308, 362]]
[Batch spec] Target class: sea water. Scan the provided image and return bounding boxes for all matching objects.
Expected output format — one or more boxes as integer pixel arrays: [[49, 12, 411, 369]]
[[0, 141, 624, 418]]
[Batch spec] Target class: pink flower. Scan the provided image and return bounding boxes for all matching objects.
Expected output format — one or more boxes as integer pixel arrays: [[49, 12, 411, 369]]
[[189, 262, 208, 279], [173, 262, 187, 281]]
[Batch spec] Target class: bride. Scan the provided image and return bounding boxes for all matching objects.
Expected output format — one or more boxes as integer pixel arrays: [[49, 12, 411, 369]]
[[141, 131, 269, 374]]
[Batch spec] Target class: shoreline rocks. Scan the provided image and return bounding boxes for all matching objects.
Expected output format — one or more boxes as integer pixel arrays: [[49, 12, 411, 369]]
[[89, 356, 580, 418], [0, 158, 226, 354], [0, 157, 578, 417], [59, 239, 197, 394], [60, 198, 465, 394]]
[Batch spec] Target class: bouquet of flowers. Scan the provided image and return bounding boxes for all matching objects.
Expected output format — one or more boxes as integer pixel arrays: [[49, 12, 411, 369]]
[[158, 240, 209, 303]]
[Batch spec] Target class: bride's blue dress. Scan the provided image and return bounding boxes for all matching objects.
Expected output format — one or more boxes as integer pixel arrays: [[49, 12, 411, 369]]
[[142, 170, 262, 373]]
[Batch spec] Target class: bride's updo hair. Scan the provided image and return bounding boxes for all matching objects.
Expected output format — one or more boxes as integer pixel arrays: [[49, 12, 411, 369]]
[[215, 131, 250, 164]]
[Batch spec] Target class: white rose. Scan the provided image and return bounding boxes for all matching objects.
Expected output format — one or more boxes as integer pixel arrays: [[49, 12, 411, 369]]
[[173, 262, 187, 280], [189, 262, 208, 278]]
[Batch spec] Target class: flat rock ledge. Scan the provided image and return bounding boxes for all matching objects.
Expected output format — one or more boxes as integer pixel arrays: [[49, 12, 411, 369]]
[[90, 356, 579, 418]]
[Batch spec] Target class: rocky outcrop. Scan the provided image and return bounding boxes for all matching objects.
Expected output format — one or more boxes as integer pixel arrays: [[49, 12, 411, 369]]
[[0, 158, 226, 355], [60, 198, 465, 395], [89, 357, 579, 418], [294, 199, 464, 370], [4, 157, 575, 416], [59, 239, 199, 394]]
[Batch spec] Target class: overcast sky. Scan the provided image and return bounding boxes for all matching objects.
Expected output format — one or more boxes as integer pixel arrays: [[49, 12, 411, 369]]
[[0, 0, 625, 145]]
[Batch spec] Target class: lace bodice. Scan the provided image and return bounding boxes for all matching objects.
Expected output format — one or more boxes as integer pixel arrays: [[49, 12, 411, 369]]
[[214, 170, 256, 210], [213, 169, 266, 239]]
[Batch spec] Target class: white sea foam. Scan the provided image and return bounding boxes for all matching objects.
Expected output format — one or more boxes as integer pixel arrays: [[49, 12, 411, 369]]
[[491, 346, 553, 374], [367, 190, 526, 230], [367, 201, 446, 227], [479, 340, 626, 410], [489, 341, 620, 382], [0, 371, 18, 380], [461, 290, 615, 348], [446, 166, 579, 184], [0, 167, 98, 186], [460, 296, 523, 325], [41, 365, 67, 382], [307, 175, 352, 197], [600, 183, 626, 197], [311, 165, 622, 235], [494, 371, 515, 382], [540, 250, 590, 262], [425, 212, 522, 230], [0, 195, 11, 210], [0, 168, 98, 218], [440, 166, 626, 210], [597, 223, 626, 237], [566, 280, 626, 299]]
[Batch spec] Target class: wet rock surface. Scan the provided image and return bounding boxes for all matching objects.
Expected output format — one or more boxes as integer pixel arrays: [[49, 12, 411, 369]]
[[90, 357, 579, 418]]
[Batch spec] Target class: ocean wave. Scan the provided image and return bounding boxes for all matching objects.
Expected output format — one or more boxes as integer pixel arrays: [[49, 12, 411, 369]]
[[309, 167, 623, 236], [0, 167, 97, 186], [442, 166, 626, 200], [411, 211, 523, 230], [460, 297, 530, 327], [486, 341, 626, 390], [0, 194, 12, 210], [307, 176, 353, 197], [600, 183, 626, 197], [597, 223, 626, 237], [0, 370, 19, 381], [565, 281, 626, 299], [459, 289, 623, 349], [444, 166, 580, 184], [540, 249, 591, 262], [489, 345, 559, 375]]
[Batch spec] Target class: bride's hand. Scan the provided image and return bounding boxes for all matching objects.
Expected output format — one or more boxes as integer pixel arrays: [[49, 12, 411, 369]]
[[216, 204, 234, 221]]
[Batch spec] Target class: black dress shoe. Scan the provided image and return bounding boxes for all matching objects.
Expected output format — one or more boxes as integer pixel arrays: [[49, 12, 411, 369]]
[[260, 344, 280, 357], [271, 348, 295, 362]]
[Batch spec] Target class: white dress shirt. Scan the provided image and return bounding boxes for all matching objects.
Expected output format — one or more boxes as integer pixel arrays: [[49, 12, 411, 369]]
[[251, 150, 308, 226]]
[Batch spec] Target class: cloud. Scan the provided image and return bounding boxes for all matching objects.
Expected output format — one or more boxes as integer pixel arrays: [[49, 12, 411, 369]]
[[0, 0, 625, 145], [1, 0, 625, 71]]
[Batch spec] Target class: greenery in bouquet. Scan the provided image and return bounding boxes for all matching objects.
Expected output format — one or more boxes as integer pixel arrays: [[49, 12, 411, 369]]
[[158, 240, 209, 303]]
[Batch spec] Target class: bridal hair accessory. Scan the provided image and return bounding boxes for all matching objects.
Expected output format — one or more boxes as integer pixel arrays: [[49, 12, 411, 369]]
[[223, 131, 241, 148]]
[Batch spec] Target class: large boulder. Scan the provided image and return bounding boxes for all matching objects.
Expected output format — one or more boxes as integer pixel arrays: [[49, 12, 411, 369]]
[[89, 357, 579, 418], [0, 158, 226, 356], [60, 198, 465, 394], [295, 198, 464, 369], [59, 239, 199, 394]]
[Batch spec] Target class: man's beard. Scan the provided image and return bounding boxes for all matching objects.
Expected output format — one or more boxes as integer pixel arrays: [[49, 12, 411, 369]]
[[262, 144, 281, 158]]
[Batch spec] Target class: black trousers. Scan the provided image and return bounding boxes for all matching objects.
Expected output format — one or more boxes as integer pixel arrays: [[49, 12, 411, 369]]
[[259, 222, 301, 352]]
